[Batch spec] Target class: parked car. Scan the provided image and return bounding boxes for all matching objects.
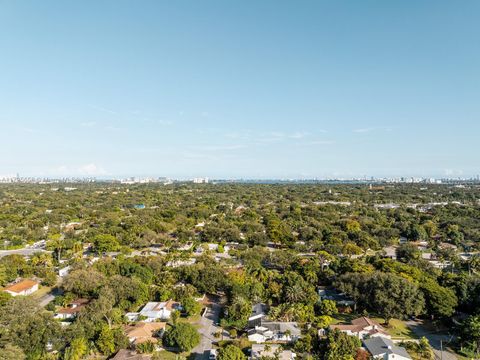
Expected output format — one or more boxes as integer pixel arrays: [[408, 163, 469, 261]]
[[209, 349, 217, 360]]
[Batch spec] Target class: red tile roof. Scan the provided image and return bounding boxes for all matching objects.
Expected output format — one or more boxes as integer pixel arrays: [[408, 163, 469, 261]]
[[3, 279, 38, 294]]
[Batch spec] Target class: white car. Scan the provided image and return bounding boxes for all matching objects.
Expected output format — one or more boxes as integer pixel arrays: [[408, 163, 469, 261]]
[[209, 349, 217, 360]]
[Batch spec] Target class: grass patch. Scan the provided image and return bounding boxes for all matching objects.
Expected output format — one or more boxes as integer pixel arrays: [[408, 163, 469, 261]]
[[329, 313, 358, 325], [179, 314, 202, 324], [153, 350, 190, 360], [372, 318, 418, 340], [31, 285, 52, 300], [217, 338, 252, 350]]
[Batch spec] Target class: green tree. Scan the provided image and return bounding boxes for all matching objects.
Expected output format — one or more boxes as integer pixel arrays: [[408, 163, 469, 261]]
[[336, 272, 425, 324], [63, 269, 106, 297], [93, 234, 119, 254], [136, 341, 156, 354], [170, 310, 180, 325], [321, 329, 361, 360], [396, 243, 421, 262], [0, 297, 62, 357], [64, 337, 88, 360], [345, 220, 361, 234], [319, 300, 338, 316], [226, 296, 252, 328], [163, 323, 200, 352], [460, 315, 480, 356], [407, 224, 427, 241], [0, 291, 12, 306], [96, 325, 115, 356], [218, 345, 246, 360], [420, 279, 457, 319], [0, 344, 26, 360], [182, 297, 202, 317]]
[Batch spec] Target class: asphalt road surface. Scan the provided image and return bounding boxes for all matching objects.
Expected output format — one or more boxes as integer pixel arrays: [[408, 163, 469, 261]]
[[192, 298, 222, 360], [406, 319, 457, 360], [0, 248, 51, 258]]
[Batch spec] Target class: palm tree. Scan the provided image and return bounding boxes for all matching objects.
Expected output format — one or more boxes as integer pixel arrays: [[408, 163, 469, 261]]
[[248, 266, 269, 283], [284, 284, 304, 304], [72, 241, 83, 254], [47, 234, 65, 262]]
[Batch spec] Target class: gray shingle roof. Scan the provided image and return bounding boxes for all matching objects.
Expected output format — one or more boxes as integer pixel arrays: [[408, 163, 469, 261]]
[[364, 337, 411, 359]]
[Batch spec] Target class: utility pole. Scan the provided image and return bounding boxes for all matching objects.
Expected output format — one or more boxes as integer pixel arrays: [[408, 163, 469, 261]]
[[440, 339, 443, 360]]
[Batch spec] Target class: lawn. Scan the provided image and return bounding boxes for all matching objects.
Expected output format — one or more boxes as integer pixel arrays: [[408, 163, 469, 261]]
[[329, 313, 358, 325], [31, 285, 52, 300], [179, 314, 202, 324], [153, 350, 189, 360], [371, 318, 418, 340]]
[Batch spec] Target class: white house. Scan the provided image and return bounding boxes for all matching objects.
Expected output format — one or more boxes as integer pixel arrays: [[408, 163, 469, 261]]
[[166, 258, 196, 268], [54, 299, 89, 320], [3, 279, 39, 297], [127, 300, 180, 322], [58, 266, 71, 277], [248, 322, 301, 343], [248, 329, 270, 343]]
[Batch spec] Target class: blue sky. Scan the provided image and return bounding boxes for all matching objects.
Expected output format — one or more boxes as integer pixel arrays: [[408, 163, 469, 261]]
[[0, 1, 479, 179]]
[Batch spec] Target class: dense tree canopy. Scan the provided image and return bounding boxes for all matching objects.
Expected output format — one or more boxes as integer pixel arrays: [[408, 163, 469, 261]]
[[0, 182, 478, 358]]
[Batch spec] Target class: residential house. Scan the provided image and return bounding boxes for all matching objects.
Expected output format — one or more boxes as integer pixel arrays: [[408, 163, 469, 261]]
[[126, 300, 180, 322], [248, 328, 272, 343], [248, 321, 301, 343], [382, 246, 397, 260], [329, 317, 390, 340], [363, 337, 411, 360], [125, 322, 166, 346], [176, 242, 194, 251], [248, 303, 268, 328], [460, 252, 480, 261], [421, 252, 434, 261], [439, 242, 458, 251], [64, 222, 83, 231], [428, 260, 452, 269], [165, 258, 196, 268], [54, 299, 89, 320], [411, 241, 429, 251], [3, 279, 39, 297], [58, 266, 71, 277], [251, 344, 296, 360]]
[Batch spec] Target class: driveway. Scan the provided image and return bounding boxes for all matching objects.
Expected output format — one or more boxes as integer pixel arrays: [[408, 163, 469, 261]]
[[192, 297, 222, 360], [406, 319, 457, 360], [37, 280, 63, 308]]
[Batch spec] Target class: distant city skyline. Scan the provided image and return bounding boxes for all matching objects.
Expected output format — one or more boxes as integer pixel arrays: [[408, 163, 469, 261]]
[[0, 1, 479, 178], [1, 173, 480, 184]]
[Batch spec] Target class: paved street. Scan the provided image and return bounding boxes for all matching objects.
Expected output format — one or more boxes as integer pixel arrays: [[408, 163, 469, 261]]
[[192, 297, 222, 360], [0, 248, 51, 258], [406, 320, 457, 360]]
